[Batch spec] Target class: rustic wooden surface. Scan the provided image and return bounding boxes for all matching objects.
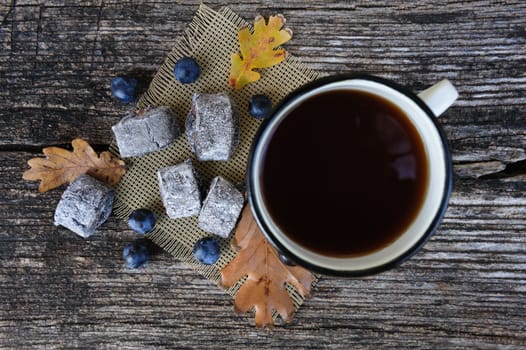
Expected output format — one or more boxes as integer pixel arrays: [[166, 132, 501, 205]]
[[1, 1, 525, 348]]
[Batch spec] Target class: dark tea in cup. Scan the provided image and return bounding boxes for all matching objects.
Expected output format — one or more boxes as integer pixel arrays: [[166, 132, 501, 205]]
[[247, 74, 456, 276], [260, 89, 428, 257]]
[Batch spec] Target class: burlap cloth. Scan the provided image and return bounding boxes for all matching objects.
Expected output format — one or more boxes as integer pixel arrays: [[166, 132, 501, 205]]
[[110, 4, 318, 318]]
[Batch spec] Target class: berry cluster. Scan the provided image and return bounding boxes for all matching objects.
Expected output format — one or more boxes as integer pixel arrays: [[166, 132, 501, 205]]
[[114, 56, 274, 269]]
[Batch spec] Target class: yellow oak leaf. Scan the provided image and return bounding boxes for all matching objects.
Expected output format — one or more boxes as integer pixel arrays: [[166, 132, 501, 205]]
[[228, 14, 292, 89], [23, 138, 126, 192], [220, 205, 314, 328]]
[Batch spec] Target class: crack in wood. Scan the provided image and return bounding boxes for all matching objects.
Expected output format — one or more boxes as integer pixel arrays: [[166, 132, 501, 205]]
[[0, 143, 111, 153], [32, 4, 43, 85], [0, 0, 15, 27], [479, 158, 526, 179], [90, 0, 104, 69], [9, 0, 16, 51]]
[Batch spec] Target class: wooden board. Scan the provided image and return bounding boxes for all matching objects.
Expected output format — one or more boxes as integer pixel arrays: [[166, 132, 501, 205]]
[[1, 1, 525, 348]]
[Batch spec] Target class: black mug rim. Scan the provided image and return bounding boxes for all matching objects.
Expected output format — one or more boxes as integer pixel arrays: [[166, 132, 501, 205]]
[[246, 73, 453, 277]]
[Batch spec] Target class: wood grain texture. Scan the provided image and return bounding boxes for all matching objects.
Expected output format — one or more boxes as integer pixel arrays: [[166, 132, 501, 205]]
[[1, 1, 525, 348]]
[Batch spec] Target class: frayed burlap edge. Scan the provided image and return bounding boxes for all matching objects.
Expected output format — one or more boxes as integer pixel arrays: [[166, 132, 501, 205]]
[[109, 4, 319, 323]]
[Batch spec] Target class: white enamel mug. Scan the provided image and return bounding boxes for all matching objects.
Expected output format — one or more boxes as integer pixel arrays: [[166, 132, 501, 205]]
[[247, 74, 458, 276]]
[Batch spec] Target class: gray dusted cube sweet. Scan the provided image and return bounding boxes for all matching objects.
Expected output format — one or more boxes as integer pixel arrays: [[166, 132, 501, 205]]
[[186, 92, 239, 161], [54, 174, 115, 238], [112, 106, 181, 158], [158, 159, 202, 219], [198, 176, 244, 238]]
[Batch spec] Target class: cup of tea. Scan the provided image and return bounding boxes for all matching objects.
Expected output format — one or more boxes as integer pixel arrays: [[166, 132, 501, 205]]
[[247, 74, 458, 276]]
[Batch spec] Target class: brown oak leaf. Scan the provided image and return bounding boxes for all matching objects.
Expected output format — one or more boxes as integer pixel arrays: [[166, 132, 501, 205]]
[[228, 14, 292, 89], [23, 138, 126, 192], [220, 205, 314, 328]]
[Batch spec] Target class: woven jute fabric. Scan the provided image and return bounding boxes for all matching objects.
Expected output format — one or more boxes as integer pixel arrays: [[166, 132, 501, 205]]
[[110, 4, 318, 317]]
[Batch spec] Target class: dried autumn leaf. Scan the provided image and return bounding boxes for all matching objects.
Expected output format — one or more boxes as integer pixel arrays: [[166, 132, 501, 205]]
[[220, 205, 314, 328], [23, 138, 126, 193], [228, 14, 292, 89]]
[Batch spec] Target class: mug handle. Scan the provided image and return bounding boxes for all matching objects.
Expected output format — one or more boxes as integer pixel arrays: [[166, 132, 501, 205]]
[[417, 79, 459, 117]]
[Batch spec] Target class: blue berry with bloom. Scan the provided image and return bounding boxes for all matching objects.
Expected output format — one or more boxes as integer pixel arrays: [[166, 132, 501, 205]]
[[110, 76, 138, 103], [193, 237, 221, 265], [173, 57, 201, 84], [122, 241, 149, 268], [248, 94, 272, 119], [128, 208, 156, 235]]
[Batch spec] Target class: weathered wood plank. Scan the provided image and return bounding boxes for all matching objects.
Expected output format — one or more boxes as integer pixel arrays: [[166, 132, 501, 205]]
[[1, 0, 526, 348], [2, 151, 525, 348], [1, 2, 525, 150]]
